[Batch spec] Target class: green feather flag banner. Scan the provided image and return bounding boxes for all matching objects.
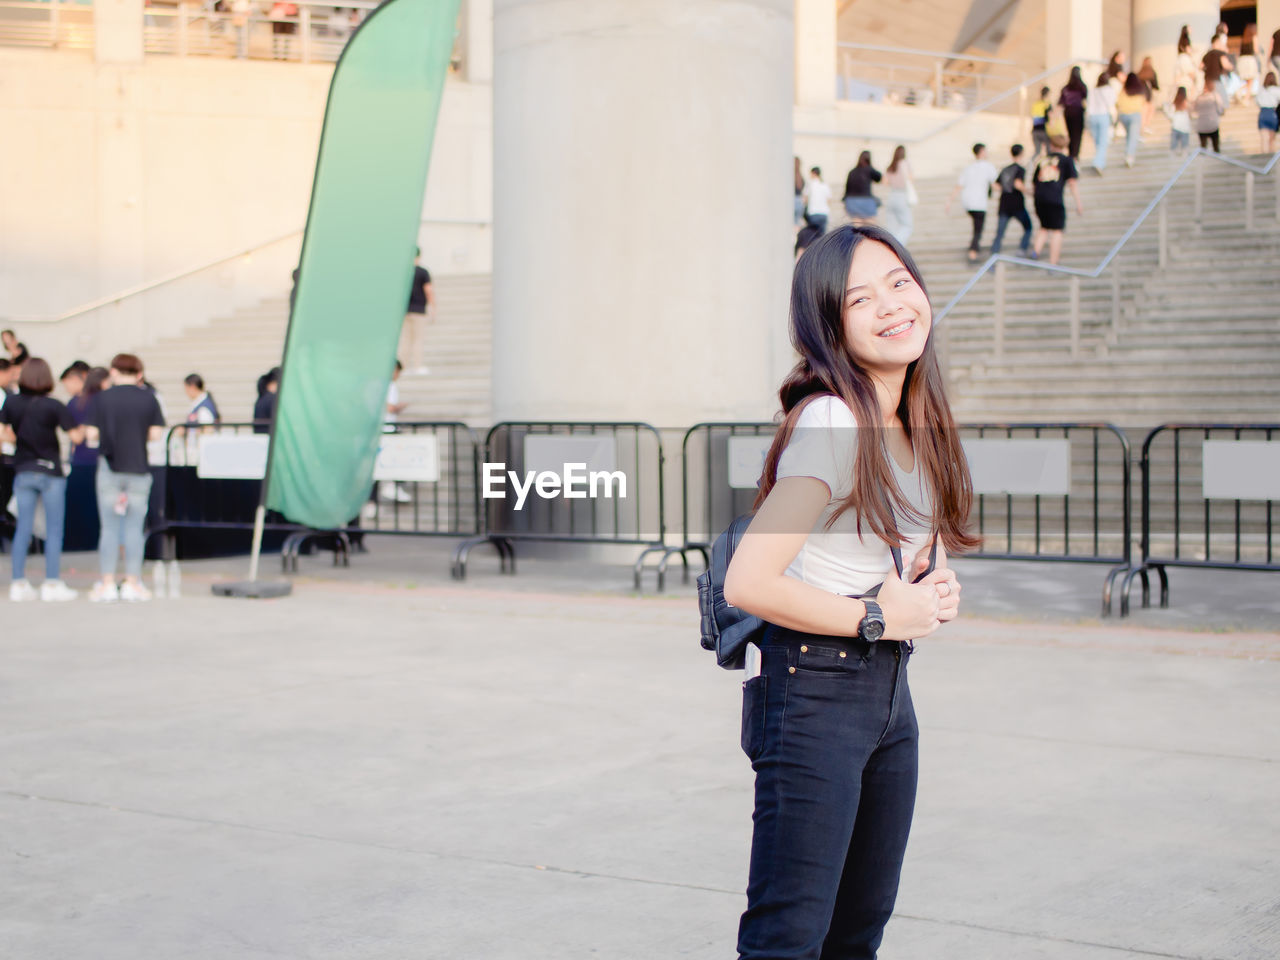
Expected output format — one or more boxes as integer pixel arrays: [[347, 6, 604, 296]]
[[266, 0, 460, 529]]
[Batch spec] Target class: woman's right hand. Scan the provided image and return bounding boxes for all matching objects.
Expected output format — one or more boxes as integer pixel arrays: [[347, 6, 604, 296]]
[[875, 562, 941, 640]]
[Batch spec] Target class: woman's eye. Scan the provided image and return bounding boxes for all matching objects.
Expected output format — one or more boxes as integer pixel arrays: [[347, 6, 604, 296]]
[[850, 297, 868, 306], [895, 278, 911, 288]]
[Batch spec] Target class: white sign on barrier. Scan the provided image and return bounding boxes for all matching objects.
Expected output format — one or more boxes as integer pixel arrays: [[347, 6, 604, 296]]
[[197, 434, 269, 480], [373, 434, 439, 483], [1202, 441, 1280, 501], [147, 438, 168, 468], [523, 434, 619, 476], [727, 435, 773, 490], [962, 438, 1072, 496]]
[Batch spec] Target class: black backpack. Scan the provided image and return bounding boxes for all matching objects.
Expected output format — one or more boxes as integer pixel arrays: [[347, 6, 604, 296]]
[[697, 514, 938, 669]]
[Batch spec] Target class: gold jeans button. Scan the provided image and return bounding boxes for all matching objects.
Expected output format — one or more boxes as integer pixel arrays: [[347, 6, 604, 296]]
[[800, 645, 808, 653], [788, 666, 796, 674]]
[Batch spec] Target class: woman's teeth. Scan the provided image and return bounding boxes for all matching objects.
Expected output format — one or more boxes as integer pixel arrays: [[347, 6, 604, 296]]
[[879, 320, 913, 337]]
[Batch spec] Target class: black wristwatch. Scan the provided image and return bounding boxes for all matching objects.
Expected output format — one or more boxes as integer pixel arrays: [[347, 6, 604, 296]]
[[857, 600, 886, 641]]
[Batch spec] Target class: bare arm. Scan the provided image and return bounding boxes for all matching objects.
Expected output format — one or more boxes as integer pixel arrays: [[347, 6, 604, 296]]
[[66, 425, 86, 446], [0, 423, 13, 444], [424, 281, 436, 318], [1067, 178, 1083, 214], [148, 425, 165, 443], [723, 476, 951, 640]]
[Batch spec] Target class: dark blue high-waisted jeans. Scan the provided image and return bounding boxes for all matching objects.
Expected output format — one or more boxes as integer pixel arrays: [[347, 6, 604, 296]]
[[737, 625, 919, 960]]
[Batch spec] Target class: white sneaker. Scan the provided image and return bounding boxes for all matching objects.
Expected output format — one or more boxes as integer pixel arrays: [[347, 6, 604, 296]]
[[379, 482, 413, 503], [119, 581, 153, 603], [40, 580, 79, 603], [9, 579, 37, 602], [89, 581, 119, 604]]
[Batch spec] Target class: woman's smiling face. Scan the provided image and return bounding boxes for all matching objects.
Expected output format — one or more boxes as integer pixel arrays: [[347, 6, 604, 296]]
[[840, 240, 931, 376]]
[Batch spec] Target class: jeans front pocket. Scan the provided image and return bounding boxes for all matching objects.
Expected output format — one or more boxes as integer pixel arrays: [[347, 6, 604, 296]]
[[740, 675, 767, 761]]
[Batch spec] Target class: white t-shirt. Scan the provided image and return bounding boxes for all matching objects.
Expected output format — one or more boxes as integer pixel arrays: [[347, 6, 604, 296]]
[[957, 160, 998, 212], [804, 179, 832, 216], [1257, 86, 1280, 110], [383, 381, 400, 432], [775, 395, 933, 597]]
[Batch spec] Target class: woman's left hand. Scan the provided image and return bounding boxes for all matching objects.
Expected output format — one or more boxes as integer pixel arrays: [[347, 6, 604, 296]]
[[912, 540, 962, 622]]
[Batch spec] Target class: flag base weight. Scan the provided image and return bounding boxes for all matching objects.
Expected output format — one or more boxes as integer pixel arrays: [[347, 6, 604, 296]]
[[211, 580, 293, 599]]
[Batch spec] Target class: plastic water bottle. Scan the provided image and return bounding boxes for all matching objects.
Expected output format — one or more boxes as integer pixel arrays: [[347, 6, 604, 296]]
[[153, 561, 167, 598], [167, 559, 181, 599]]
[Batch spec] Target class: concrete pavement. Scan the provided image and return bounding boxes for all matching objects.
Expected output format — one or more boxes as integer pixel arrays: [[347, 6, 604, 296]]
[[0, 538, 1277, 958]]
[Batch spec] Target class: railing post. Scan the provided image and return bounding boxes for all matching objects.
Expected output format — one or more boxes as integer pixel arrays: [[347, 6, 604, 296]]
[[993, 260, 1005, 360], [1245, 171, 1254, 231], [1157, 203, 1168, 269], [1110, 269, 1120, 336], [933, 61, 943, 108], [300, 6, 311, 63], [1193, 161, 1203, 230], [1069, 275, 1080, 358], [177, 3, 188, 57]]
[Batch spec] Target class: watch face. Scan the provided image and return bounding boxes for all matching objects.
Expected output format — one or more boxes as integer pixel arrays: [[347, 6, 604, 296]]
[[862, 617, 885, 641]]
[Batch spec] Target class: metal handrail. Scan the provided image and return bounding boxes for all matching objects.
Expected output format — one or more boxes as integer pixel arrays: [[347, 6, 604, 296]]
[[10, 216, 492, 324], [837, 41, 1017, 67], [935, 148, 1280, 326], [801, 56, 1108, 144]]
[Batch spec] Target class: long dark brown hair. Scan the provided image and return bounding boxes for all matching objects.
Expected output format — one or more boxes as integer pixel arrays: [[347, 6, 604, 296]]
[[887, 145, 907, 174], [754, 225, 979, 554]]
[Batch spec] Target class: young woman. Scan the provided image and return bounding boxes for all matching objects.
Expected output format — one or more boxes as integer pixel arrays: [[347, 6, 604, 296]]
[[1032, 135, 1084, 266], [842, 151, 882, 225], [725, 224, 975, 959], [1057, 66, 1089, 161], [1258, 73, 1280, 154], [1087, 72, 1118, 172], [881, 145, 915, 243], [1116, 73, 1148, 167], [1137, 56, 1161, 130], [1175, 27, 1199, 96], [0, 358, 85, 602], [1166, 86, 1192, 155]]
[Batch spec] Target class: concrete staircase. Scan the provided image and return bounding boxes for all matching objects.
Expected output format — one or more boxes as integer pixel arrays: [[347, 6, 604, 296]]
[[137, 273, 493, 429], [901, 104, 1279, 428]]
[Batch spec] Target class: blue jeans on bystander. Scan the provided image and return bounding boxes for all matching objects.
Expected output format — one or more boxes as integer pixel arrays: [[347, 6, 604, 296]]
[[11, 471, 68, 582]]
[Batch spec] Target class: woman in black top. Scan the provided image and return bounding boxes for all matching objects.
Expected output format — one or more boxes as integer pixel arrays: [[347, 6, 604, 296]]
[[1057, 66, 1089, 160], [63, 366, 109, 552], [2, 329, 28, 368], [0, 358, 85, 602], [842, 151, 882, 224]]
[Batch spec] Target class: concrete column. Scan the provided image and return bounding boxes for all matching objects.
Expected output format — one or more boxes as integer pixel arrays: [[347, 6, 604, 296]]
[[1045, 0, 1102, 72], [492, 0, 794, 424], [795, 0, 836, 107], [93, 0, 144, 64], [1132, 0, 1220, 98], [463, 0, 492, 84]]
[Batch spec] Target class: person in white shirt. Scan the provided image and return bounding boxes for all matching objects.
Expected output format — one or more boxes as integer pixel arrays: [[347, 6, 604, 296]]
[[944, 143, 998, 261], [801, 166, 832, 236], [379, 360, 411, 502], [1086, 72, 1118, 172], [1257, 71, 1280, 153]]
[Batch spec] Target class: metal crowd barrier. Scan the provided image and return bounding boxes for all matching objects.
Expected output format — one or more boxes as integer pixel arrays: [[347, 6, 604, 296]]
[[160, 420, 482, 570], [960, 423, 1132, 615], [670, 421, 776, 586], [675, 420, 1132, 613], [451, 421, 666, 587], [1122, 424, 1280, 616]]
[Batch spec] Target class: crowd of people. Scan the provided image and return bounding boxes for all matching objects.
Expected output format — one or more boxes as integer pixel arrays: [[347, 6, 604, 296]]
[[798, 22, 1279, 265], [0, 330, 290, 603], [1042, 22, 1280, 171], [1, 257, 436, 602]]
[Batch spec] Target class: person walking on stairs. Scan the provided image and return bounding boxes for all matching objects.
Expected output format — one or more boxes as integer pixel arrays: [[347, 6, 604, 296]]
[[944, 143, 998, 262], [990, 144, 1034, 258], [1031, 136, 1083, 266], [401, 248, 436, 376]]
